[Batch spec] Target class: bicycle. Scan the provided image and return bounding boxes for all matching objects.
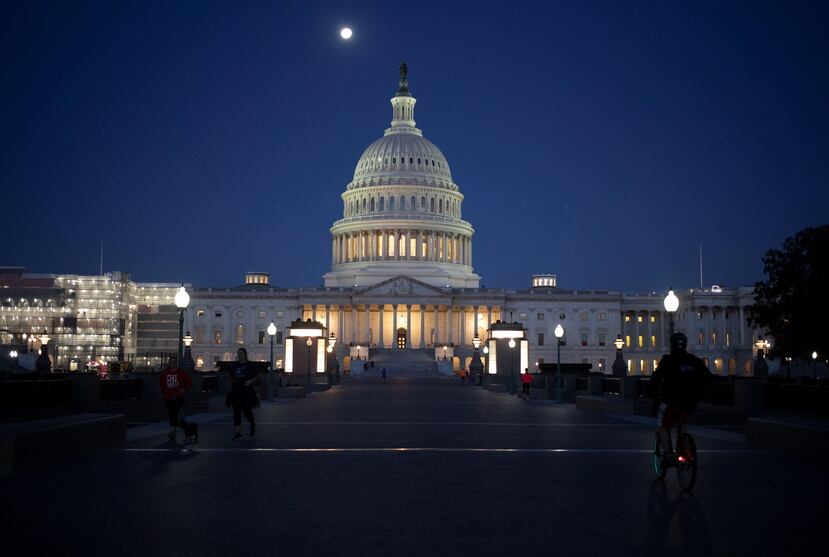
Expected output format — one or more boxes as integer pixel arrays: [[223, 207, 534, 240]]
[[653, 424, 698, 492]]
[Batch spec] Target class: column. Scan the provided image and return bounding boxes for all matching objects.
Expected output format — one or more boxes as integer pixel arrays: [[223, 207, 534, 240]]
[[434, 305, 440, 345], [487, 306, 492, 331], [705, 308, 713, 349], [325, 305, 330, 336], [394, 229, 400, 260], [468, 239, 472, 266], [378, 303, 385, 348], [338, 305, 345, 340], [351, 305, 357, 345], [646, 311, 652, 352], [447, 306, 453, 345], [474, 307, 479, 341], [365, 305, 371, 345], [406, 305, 412, 348], [417, 230, 423, 260], [633, 310, 640, 351], [393, 304, 400, 349], [719, 307, 726, 347], [738, 306, 746, 346], [459, 307, 466, 346], [419, 305, 425, 348]]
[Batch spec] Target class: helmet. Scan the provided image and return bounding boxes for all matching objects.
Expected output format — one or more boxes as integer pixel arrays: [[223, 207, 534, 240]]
[[669, 332, 688, 352]]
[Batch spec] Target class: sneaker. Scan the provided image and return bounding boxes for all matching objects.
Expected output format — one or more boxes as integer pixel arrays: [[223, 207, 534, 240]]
[[250, 423, 256, 437], [232, 432, 243, 441]]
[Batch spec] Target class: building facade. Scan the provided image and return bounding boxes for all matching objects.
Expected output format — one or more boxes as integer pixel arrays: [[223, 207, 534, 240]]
[[1, 68, 762, 375]]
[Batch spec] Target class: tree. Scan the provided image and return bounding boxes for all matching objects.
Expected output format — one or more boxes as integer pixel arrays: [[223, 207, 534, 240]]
[[748, 225, 829, 360]]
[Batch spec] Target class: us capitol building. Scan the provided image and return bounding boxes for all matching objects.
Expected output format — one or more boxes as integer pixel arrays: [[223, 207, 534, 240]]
[[1, 66, 760, 376]]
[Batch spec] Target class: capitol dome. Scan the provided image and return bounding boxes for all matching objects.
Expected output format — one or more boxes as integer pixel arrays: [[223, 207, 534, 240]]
[[324, 64, 480, 289]]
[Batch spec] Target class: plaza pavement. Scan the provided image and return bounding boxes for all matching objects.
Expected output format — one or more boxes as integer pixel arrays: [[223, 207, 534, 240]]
[[1, 374, 825, 556]]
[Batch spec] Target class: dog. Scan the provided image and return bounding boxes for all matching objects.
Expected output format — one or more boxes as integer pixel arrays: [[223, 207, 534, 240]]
[[183, 421, 199, 444]]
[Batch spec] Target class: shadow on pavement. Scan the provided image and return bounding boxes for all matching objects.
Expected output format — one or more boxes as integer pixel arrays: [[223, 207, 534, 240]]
[[139, 440, 202, 476], [646, 479, 711, 556]]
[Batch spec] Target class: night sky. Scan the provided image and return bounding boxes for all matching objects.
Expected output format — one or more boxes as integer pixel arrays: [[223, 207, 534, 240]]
[[3, 1, 827, 292]]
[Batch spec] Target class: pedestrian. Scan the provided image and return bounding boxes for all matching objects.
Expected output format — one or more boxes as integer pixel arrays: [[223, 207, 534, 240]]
[[460, 368, 467, 385], [381, 367, 387, 383], [521, 367, 532, 400], [159, 356, 193, 442], [364, 361, 368, 373], [226, 347, 258, 440], [370, 360, 375, 369]]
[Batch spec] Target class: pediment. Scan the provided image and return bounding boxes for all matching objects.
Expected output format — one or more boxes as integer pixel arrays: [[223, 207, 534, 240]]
[[355, 275, 448, 298]]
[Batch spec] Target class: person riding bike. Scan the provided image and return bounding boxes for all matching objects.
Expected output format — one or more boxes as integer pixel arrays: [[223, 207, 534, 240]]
[[648, 332, 712, 467]]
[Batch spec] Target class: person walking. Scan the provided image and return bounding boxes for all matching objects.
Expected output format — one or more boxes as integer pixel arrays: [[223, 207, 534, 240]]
[[381, 367, 387, 383], [227, 347, 258, 440], [521, 368, 532, 400], [159, 355, 193, 441], [460, 368, 467, 386]]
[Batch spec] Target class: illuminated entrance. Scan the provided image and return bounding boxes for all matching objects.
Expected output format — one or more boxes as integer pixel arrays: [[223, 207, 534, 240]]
[[397, 328, 407, 349]]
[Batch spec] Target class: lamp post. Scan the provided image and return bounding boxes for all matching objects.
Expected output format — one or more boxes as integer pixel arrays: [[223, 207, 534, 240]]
[[327, 332, 337, 383], [554, 324, 565, 402], [36, 329, 52, 374], [753, 337, 770, 378], [508, 337, 516, 394], [469, 333, 484, 384], [174, 285, 190, 364], [355, 345, 361, 360], [267, 321, 277, 402], [181, 331, 195, 373], [612, 334, 626, 377], [785, 356, 792, 379], [443, 345, 448, 361], [664, 288, 679, 336], [10, 349, 18, 372], [306, 337, 313, 384], [813, 351, 819, 380]]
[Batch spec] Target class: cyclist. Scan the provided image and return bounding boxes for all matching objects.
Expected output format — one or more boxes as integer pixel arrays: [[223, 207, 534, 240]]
[[648, 332, 712, 468]]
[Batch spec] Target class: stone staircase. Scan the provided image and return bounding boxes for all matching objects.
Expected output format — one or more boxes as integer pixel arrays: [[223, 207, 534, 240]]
[[358, 348, 441, 376]]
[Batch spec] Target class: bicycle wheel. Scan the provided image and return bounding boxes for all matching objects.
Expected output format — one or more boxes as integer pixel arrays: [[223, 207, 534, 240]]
[[652, 434, 667, 479], [676, 433, 698, 492]]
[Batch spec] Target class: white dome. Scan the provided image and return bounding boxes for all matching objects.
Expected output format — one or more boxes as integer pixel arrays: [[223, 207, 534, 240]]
[[351, 133, 454, 189]]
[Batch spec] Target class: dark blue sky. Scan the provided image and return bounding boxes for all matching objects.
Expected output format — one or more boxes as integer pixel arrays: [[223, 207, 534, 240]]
[[3, 1, 827, 291]]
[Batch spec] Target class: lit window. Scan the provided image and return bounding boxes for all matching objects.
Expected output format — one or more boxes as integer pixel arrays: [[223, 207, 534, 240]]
[[259, 311, 266, 319], [640, 359, 648, 373], [725, 331, 731, 347], [580, 333, 588, 347], [627, 359, 633, 372], [597, 312, 606, 321], [235, 324, 244, 344], [625, 315, 631, 323], [711, 332, 718, 345], [698, 331, 704, 345], [197, 310, 205, 317], [258, 331, 265, 344], [214, 330, 222, 344], [637, 315, 643, 323], [653, 359, 658, 371], [638, 335, 643, 348], [598, 358, 605, 370], [651, 335, 656, 348], [625, 335, 631, 348], [650, 316, 655, 323]]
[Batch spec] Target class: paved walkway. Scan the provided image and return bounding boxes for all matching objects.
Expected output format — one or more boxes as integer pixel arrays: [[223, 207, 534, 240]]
[[1, 375, 825, 556]]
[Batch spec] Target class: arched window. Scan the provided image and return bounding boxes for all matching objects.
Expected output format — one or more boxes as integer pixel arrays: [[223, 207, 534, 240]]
[[379, 197, 385, 211], [362, 198, 366, 212], [399, 196, 405, 210], [421, 197, 426, 210], [392, 157, 396, 164], [430, 198, 435, 212], [235, 324, 245, 345], [409, 157, 413, 164], [410, 196, 416, 210], [389, 197, 395, 211], [439, 199, 443, 213], [370, 198, 375, 212], [417, 158, 422, 165]]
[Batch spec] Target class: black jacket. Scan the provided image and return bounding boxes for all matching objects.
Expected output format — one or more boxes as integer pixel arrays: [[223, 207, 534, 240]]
[[648, 351, 712, 408]]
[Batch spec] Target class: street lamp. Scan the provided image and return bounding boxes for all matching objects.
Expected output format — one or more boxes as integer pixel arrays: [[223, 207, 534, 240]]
[[443, 345, 448, 361], [664, 288, 679, 336], [10, 349, 18, 372], [469, 333, 484, 383], [554, 324, 565, 402], [612, 333, 626, 377], [508, 337, 516, 394], [813, 351, 819, 380], [174, 285, 190, 364], [306, 337, 313, 383], [328, 332, 336, 353], [267, 321, 277, 402], [355, 345, 361, 360]]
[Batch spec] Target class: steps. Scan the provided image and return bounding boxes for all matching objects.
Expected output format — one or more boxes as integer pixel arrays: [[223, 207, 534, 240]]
[[357, 348, 441, 376]]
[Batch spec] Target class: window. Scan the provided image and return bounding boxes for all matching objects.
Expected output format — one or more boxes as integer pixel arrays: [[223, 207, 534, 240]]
[[430, 198, 435, 212], [197, 310, 205, 317], [625, 315, 631, 323], [627, 359, 633, 372], [214, 330, 222, 344], [258, 331, 265, 344], [276, 331, 283, 345], [537, 313, 544, 320], [580, 333, 588, 347], [598, 332, 606, 347], [580, 312, 588, 321], [714, 358, 723, 374], [276, 311, 284, 318], [362, 199, 367, 211], [728, 358, 737, 374], [653, 359, 659, 371], [417, 158, 421, 164], [235, 324, 244, 344], [195, 329, 205, 344], [651, 335, 656, 348], [259, 311, 266, 319], [637, 315, 643, 323], [439, 199, 443, 213], [625, 335, 631, 348], [370, 198, 375, 211], [597, 312, 606, 321], [411, 196, 416, 210], [711, 331, 718, 345], [538, 333, 544, 346], [399, 196, 405, 210], [638, 335, 643, 348], [379, 197, 385, 211], [389, 197, 395, 210], [421, 197, 426, 209], [409, 157, 413, 164], [725, 331, 731, 347], [215, 311, 222, 318], [392, 157, 396, 164], [650, 316, 656, 323], [641, 359, 648, 373], [698, 330, 704, 345]]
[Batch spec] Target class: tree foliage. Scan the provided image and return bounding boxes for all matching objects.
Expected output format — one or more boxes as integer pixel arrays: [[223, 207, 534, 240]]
[[748, 225, 829, 360]]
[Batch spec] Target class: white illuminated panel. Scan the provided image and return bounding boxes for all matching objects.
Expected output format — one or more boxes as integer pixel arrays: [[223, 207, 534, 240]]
[[488, 340, 497, 374], [490, 330, 524, 339], [316, 339, 325, 373], [520, 339, 528, 374], [285, 338, 294, 373], [289, 328, 324, 338]]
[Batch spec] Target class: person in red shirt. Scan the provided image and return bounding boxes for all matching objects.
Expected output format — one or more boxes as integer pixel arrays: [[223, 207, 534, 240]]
[[520, 368, 533, 400], [159, 356, 193, 441]]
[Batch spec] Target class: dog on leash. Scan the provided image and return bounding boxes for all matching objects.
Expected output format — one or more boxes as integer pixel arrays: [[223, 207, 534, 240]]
[[183, 422, 199, 443]]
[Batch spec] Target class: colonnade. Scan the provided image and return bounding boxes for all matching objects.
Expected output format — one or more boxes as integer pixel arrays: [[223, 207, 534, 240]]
[[332, 229, 471, 266], [303, 303, 499, 349]]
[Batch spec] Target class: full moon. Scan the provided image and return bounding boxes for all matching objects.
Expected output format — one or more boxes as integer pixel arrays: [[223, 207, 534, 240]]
[[340, 27, 353, 39]]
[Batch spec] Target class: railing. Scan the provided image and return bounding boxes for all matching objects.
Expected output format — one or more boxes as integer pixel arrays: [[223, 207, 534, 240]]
[[100, 377, 141, 401]]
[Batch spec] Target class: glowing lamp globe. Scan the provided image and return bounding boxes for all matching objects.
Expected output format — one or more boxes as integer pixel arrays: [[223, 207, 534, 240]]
[[554, 324, 564, 339], [614, 334, 624, 350], [174, 286, 190, 309], [663, 289, 679, 313], [267, 322, 277, 337], [508, 338, 516, 348]]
